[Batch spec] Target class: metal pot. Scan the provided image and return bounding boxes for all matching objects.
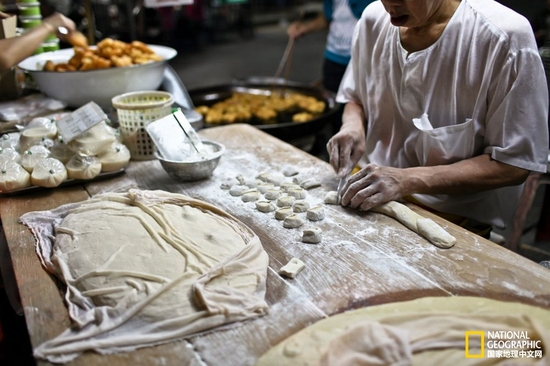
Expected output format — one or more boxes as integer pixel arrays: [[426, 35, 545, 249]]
[[188, 77, 342, 141]]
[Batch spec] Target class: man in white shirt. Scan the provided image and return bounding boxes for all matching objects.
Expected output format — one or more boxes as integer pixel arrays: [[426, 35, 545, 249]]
[[329, 0, 549, 233]]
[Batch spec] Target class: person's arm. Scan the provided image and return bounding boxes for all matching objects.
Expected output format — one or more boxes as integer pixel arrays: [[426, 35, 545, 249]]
[[340, 155, 529, 211], [287, 12, 329, 39], [326, 101, 366, 176], [0, 12, 77, 70]]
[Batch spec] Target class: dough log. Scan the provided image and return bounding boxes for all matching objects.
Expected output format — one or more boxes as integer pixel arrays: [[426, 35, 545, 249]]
[[371, 201, 456, 249]]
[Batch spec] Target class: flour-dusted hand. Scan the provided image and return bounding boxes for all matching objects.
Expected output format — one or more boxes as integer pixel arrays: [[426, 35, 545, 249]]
[[326, 102, 366, 177], [340, 164, 408, 212]]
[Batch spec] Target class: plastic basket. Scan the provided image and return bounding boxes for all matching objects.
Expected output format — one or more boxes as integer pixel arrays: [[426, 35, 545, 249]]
[[112, 91, 174, 160]]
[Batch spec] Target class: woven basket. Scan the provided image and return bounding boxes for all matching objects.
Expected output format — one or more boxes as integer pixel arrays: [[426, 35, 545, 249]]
[[112, 91, 174, 160]]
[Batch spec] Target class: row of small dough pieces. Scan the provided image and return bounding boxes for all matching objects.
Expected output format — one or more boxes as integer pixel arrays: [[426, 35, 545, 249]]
[[221, 170, 341, 278]]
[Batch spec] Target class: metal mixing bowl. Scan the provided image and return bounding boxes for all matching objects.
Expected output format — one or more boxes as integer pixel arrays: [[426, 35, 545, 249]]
[[18, 45, 177, 110], [154, 140, 225, 182]]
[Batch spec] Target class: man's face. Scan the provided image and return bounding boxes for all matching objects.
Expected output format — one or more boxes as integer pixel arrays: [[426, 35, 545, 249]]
[[380, 0, 446, 28]]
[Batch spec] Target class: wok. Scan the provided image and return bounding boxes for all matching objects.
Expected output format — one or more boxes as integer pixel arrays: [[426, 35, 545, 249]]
[[188, 77, 342, 141]]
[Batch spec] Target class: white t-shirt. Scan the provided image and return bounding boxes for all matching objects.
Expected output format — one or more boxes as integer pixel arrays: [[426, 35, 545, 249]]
[[337, 0, 549, 229]]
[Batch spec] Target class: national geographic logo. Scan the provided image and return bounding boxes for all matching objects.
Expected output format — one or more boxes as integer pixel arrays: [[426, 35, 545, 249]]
[[465, 330, 543, 359]]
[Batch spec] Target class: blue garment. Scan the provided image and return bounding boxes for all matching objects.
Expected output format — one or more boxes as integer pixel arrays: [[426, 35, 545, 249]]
[[323, 0, 375, 65]]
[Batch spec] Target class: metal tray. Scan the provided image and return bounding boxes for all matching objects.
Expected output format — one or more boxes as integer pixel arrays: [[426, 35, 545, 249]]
[[0, 168, 126, 196]]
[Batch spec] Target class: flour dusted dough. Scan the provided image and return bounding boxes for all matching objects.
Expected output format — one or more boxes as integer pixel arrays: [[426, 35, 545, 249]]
[[256, 200, 276, 213], [293, 200, 310, 213], [242, 189, 261, 202], [275, 207, 294, 220], [372, 201, 456, 249], [283, 214, 304, 228], [20, 189, 269, 363], [256, 297, 550, 366], [276, 195, 296, 207], [279, 258, 305, 278], [229, 184, 249, 196], [324, 191, 339, 205], [302, 227, 322, 244], [306, 205, 325, 221]]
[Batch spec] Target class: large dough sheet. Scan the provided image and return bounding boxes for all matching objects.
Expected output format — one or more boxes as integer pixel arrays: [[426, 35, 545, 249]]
[[20, 189, 269, 363]]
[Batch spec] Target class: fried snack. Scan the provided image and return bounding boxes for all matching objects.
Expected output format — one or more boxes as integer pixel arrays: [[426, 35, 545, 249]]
[[42, 38, 163, 72], [43, 60, 55, 71], [195, 91, 326, 125], [66, 31, 88, 48]]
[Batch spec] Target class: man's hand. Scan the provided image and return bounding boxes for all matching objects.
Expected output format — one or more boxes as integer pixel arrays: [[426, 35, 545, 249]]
[[340, 164, 406, 211]]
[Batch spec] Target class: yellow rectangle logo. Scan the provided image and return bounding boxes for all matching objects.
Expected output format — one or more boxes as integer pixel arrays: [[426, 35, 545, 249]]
[[465, 331, 484, 358]]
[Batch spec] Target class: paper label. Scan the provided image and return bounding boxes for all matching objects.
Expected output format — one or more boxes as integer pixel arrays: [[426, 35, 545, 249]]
[[57, 102, 107, 142]]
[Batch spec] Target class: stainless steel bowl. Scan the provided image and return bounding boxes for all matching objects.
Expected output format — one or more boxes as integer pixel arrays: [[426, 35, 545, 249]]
[[18, 45, 177, 110], [154, 140, 225, 182]]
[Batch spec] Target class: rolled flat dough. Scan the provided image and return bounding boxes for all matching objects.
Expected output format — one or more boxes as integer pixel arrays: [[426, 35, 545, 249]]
[[256, 296, 550, 366], [371, 201, 456, 249], [20, 189, 269, 363]]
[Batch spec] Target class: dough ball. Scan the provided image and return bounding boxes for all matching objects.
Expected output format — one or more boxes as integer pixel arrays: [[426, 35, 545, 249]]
[[235, 174, 246, 185], [282, 166, 299, 177], [31, 158, 67, 187], [276, 195, 296, 208], [283, 214, 305, 228], [242, 189, 261, 202], [306, 205, 325, 221], [0, 161, 31, 192], [324, 191, 339, 205], [275, 207, 294, 220], [245, 178, 262, 188], [287, 187, 307, 199], [256, 200, 276, 213], [229, 185, 249, 196], [257, 182, 275, 194], [265, 188, 282, 200], [300, 178, 321, 190], [220, 179, 238, 190], [97, 142, 130, 172], [293, 200, 310, 213], [21, 145, 51, 173], [280, 181, 301, 193], [66, 155, 102, 180], [302, 227, 322, 244]]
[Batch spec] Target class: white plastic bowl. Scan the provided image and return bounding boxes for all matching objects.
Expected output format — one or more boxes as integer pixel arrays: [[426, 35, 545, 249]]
[[18, 45, 177, 110]]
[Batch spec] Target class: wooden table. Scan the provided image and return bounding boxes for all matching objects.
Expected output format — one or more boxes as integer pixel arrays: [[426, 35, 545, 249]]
[[1, 124, 549, 366]]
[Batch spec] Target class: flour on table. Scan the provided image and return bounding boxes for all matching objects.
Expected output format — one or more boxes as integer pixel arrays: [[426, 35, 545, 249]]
[[20, 189, 269, 364]]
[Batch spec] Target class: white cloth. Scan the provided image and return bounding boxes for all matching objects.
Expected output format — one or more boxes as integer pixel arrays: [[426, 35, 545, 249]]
[[20, 189, 269, 363], [337, 0, 550, 229]]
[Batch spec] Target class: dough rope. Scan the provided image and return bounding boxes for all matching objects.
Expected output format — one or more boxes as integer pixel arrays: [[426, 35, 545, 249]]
[[371, 201, 456, 249]]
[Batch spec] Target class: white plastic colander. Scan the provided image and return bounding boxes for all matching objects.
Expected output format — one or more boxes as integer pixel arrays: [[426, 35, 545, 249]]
[[112, 91, 174, 160]]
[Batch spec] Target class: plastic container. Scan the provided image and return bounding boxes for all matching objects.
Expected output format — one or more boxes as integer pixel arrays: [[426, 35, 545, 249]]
[[18, 3, 41, 16], [41, 39, 59, 52], [19, 16, 42, 29], [112, 91, 174, 160]]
